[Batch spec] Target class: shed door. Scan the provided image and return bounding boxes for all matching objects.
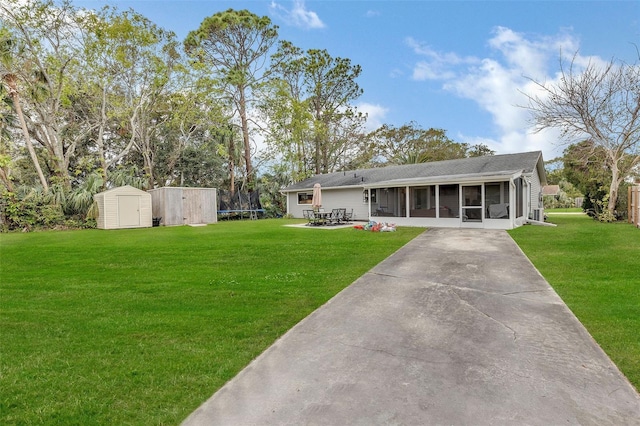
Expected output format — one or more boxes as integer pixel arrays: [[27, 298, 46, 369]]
[[182, 189, 200, 224], [118, 195, 140, 227]]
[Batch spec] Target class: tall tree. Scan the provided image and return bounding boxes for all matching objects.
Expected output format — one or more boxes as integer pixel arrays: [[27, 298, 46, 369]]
[[150, 79, 227, 187], [0, 0, 91, 189], [263, 42, 366, 177], [368, 122, 467, 165], [304, 49, 363, 174], [260, 41, 313, 181], [524, 54, 640, 216], [184, 9, 278, 190], [0, 24, 49, 190]]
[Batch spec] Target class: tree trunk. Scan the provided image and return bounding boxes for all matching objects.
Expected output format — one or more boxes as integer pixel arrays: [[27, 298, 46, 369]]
[[608, 161, 620, 216], [0, 167, 14, 192], [7, 84, 49, 191], [228, 132, 235, 194], [238, 88, 253, 187], [96, 85, 109, 189]]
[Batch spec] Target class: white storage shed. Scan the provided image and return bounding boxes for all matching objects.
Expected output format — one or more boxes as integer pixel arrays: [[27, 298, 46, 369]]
[[94, 185, 153, 229], [148, 187, 218, 226]]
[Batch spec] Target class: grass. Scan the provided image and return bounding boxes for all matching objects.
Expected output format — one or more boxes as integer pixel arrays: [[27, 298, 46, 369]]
[[509, 215, 640, 391], [0, 220, 424, 425], [545, 207, 583, 213]]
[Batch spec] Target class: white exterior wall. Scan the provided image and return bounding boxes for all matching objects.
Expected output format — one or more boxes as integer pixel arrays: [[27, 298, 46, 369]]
[[529, 168, 544, 220], [287, 187, 368, 220], [94, 185, 152, 229], [95, 192, 106, 229], [375, 211, 515, 229]]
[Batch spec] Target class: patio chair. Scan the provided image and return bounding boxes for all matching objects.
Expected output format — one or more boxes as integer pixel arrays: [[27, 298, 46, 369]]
[[330, 209, 342, 225], [303, 209, 317, 225], [339, 208, 347, 223], [344, 209, 353, 222], [329, 208, 347, 224]]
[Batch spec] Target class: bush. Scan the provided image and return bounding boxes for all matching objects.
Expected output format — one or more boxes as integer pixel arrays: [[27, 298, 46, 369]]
[[1, 190, 65, 231]]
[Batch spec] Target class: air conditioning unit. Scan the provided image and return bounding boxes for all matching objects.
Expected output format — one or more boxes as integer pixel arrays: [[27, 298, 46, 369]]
[[533, 208, 541, 221]]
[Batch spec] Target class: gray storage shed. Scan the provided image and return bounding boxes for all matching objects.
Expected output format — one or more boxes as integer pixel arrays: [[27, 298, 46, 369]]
[[148, 187, 218, 226], [94, 185, 153, 229]]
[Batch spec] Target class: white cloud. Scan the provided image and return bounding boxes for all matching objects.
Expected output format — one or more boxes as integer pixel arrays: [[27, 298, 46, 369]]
[[407, 27, 597, 159], [357, 102, 389, 131], [365, 10, 381, 18], [458, 127, 565, 161], [406, 37, 478, 81], [269, 0, 325, 29], [412, 61, 456, 80]]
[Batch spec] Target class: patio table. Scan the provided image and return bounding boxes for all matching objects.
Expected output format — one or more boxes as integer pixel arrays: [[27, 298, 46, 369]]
[[314, 211, 333, 225]]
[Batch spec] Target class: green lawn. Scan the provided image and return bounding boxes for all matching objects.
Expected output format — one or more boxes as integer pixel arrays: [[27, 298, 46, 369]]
[[3, 217, 638, 424], [0, 220, 423, 425], [545, 207, 583, 213], [509, 215, 640, 391]]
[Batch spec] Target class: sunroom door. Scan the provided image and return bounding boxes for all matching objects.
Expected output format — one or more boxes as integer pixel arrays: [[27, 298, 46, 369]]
[[461, 185, 483, 226]]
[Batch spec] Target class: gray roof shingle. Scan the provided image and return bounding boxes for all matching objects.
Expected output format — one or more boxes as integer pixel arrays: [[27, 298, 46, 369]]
[[283, 151, 543, 191]]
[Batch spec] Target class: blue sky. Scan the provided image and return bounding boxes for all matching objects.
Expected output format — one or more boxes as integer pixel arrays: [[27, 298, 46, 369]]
[[76, 0, 639, 161]]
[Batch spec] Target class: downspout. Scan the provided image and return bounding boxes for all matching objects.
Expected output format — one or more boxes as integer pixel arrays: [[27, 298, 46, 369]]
[[509, 179, 516, 228], [524, 177, 531, 219], [280, 190, 290, 216]]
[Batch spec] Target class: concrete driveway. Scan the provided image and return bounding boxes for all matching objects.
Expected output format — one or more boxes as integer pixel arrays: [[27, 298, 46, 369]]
[[183, 228, 640, 425]]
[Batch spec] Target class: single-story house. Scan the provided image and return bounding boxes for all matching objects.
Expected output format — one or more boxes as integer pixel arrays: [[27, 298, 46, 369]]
[[281, 151, 547, 230]]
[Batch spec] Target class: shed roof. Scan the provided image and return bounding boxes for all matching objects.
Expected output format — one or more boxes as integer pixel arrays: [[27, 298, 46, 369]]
[[542, 185, 561, 196], [283, 151, 545, 192], [94, 185, 149, 197]]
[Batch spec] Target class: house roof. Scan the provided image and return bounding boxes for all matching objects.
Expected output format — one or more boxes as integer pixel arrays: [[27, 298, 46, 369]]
[[542, 185, 561, 196], [283, 151, 545, 192]]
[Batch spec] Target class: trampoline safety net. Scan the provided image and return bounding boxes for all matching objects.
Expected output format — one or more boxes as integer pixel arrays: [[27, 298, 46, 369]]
[[217, 190, 264, 219]]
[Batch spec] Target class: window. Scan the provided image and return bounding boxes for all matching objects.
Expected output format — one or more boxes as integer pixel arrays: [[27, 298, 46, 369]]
[[485, 182, 509, 219], [514, 178, 523, 217], [410, 186, 436, 217], [462, 185, 482, 222], [363, 189, 377, 204], [485, 183, 502, 206], [439, 184, 459, 218], [297, 192, 312, 205]]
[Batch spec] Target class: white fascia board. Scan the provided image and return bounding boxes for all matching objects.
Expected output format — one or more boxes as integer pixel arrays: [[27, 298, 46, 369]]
[[363, 170, 524, 189], [281, 184, 364, 193]]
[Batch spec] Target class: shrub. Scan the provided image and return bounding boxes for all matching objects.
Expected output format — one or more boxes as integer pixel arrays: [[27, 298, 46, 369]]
[[1, 190, 65, 231]]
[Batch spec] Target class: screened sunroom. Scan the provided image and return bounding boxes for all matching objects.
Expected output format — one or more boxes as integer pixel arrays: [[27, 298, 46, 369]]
[[362, 170, 532, 229]]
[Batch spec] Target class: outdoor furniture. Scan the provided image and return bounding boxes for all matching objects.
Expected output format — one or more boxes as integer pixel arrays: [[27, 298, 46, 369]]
[[488, 203, 509, 219], [330, 209, 342, 224], [314, 210, 332, 225], [304, 209, 318, 225], [304, 208, 351, 226], [344, 209, 353, 222]]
